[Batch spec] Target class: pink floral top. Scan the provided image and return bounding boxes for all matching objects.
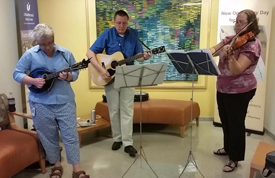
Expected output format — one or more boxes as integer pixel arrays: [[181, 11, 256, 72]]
[[217, 35, 261, 93]]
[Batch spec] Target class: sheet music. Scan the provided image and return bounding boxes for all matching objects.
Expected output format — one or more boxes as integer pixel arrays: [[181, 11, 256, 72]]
[[114, 63, 167, 88], [167, 49, 220, 76]]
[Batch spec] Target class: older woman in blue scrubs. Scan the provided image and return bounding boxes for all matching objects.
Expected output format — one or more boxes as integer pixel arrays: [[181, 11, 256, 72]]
[[13, 24, 89, 178]]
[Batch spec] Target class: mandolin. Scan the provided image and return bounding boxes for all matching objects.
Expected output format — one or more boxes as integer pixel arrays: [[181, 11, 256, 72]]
[[28, 58, 91, 94]]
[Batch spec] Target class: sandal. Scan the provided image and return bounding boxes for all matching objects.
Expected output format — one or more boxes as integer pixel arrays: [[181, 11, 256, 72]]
[[213, 148, 227, 156], [223, 160, 238, 172], [72, 170, 90, 178], [50, 166, 63, 178]]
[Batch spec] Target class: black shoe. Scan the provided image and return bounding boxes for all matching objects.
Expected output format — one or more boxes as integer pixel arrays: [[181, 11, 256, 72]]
[[112, 142, 122, 151], [124, 146, 137, 157]]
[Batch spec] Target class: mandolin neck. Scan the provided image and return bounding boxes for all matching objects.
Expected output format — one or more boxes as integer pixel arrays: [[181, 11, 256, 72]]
[[45, 68, 73, 80]]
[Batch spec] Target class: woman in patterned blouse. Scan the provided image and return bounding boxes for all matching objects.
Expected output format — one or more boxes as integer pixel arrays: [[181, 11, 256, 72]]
[[210, 9, 261, 172]]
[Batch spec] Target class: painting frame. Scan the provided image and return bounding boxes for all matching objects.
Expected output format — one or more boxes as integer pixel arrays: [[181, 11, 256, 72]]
[[85, 0, 212, 89]]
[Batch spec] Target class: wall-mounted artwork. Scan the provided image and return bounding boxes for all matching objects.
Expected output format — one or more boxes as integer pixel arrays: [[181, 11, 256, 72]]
[[96, 0, 202, 81]]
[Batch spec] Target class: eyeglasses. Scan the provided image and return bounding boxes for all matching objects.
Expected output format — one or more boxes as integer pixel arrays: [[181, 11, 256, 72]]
[[38, 40, 54, 48], [234, 20, 248, 26]]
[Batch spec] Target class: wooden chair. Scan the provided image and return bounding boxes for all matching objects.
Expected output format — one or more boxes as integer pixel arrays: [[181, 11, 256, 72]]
[[0, 93, 46, 178]]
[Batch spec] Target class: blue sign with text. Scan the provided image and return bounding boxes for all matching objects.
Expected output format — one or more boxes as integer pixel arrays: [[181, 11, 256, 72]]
[[16, 0, 39, 30]]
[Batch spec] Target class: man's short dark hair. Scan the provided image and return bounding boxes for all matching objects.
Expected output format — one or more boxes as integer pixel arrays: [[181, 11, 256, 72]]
[[114, 10, 129, 20]]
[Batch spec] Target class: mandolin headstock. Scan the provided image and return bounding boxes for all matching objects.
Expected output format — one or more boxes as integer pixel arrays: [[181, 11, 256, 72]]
[[71, 58, 91, 70]]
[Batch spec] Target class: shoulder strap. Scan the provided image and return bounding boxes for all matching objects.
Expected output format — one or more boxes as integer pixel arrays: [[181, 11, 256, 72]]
[[129, 28, 151, 51], [60, 52, 69, 65], [137, 37, 151, 51]]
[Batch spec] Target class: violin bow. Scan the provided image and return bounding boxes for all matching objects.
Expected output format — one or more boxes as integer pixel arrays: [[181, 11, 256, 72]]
[[212, 20, 254, 56]]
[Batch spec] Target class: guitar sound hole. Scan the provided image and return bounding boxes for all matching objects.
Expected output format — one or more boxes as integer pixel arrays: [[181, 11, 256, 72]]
[[111, 61, 119, 69]]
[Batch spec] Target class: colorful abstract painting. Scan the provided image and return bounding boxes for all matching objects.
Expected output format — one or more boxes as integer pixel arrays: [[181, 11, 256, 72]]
[[96, 0, 202, 81]]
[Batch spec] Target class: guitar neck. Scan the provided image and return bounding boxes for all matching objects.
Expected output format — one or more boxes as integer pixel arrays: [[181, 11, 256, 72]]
[[118, 53, 145, 65], [45, 68, 73, 80], [116, 46, 165, 66]]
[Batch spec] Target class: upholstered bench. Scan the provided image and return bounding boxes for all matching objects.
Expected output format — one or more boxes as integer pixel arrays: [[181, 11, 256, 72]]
[[95, 99, 200, 137]]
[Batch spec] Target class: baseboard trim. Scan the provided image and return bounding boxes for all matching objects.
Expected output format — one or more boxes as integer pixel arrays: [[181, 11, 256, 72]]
[[213, 121, 265, 135], [265, 128, 275, 140], [196, 118, 274, 139], [199, 117, 214, 121]]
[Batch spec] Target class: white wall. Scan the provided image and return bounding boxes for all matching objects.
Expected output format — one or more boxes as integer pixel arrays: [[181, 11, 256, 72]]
[[264, 7, 275, 136], [0, 0, 23, 127]]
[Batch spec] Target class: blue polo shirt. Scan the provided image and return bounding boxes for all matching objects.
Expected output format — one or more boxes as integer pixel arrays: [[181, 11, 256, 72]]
[[13, 45, 79, 104], [90, 27, 143, 65]]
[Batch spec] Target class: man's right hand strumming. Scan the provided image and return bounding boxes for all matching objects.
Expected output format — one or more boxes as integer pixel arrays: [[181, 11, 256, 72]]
[[101, 69, 110, 80]]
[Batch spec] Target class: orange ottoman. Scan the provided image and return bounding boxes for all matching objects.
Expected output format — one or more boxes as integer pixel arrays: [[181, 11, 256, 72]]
[[95, 99, 200, 137]]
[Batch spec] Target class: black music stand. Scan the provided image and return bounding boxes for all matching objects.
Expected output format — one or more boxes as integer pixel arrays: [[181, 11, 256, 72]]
[[114, 63, 167, 178], [167, 49, 220, 178]]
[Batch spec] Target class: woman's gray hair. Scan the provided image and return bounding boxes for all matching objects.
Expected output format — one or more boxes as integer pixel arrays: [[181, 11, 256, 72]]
[[33, 23, 54, 41]]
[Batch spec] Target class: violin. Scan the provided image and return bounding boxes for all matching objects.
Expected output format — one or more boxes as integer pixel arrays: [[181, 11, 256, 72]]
[[227, 31, 255, 55], [212, 20, 254, 56]]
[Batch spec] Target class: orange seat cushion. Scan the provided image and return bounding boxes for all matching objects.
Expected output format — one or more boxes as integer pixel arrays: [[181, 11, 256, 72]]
[[0, 130, 40, 178], [95, 99, 200, 127]]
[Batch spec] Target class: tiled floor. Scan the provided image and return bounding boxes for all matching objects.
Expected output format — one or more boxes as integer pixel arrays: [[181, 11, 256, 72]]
[[14, 121, 275, 178]]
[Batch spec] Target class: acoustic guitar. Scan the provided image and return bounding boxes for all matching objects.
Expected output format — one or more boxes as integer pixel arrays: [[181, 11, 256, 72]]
[[89, 46, 166, 86], [28, 58, 91, 94]]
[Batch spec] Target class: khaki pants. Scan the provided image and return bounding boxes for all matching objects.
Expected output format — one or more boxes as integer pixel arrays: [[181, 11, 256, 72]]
[[105, 82, 135, 146]]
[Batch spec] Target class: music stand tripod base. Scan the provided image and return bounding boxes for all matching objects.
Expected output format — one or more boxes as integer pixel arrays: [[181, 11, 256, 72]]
[[114, 63, 167, 178], [167, 49, 220, 178]]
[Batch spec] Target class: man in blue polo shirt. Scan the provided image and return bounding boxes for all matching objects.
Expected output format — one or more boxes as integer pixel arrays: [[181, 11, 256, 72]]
[[86, 10, 152, 157]]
